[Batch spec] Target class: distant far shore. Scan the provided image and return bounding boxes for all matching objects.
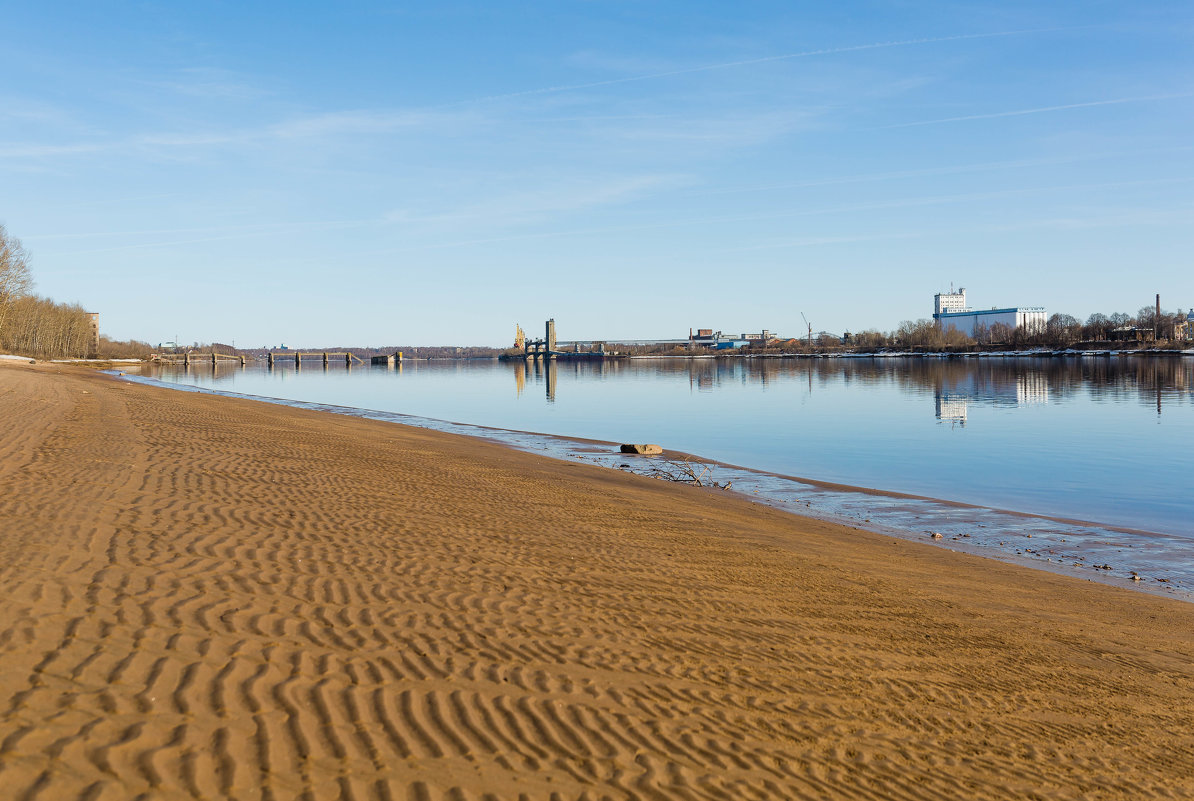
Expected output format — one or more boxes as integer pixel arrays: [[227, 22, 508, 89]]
[[8, 341, 1191, 367], [627, 345, 1194, 359]]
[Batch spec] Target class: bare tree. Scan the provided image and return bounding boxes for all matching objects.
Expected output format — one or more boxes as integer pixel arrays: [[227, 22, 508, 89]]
[[1084, 312, 1111, 340], [986, 322, 1015, 344], [0, 223, 33, 337], [851, 329, 888, 349], [1047, 313, 1081, 345]]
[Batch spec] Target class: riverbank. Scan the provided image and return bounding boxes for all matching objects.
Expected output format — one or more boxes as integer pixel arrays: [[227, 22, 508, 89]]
[[119, 365, 1194, 597], [627, 346, 1194, 358], [3, 360, 1194, 799]]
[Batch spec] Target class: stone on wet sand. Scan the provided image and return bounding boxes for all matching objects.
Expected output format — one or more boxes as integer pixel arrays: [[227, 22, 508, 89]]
[[620, 443, 663, 455]]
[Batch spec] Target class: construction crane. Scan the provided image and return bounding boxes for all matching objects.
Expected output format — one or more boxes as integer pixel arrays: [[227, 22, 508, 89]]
[[800, 312, 812, 346]]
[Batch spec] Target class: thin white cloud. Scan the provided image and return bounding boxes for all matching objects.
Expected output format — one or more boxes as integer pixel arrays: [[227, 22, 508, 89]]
[[0, 97, 81, 125], [266, 109, 442, 139], [361, 175, 1194, 253], [0, 28, 1072, 165], [1, 107, 472, 162], [26, 219, 369, 242], [612, 110, 821, 144], [882, 93, 1194, 128], [139, 68, 272, 101], [384, 173, 689, 228], [456, 29, 1064, 106], [135, 132, 240, 147], [692, 146, 1194, 196], [733, 232, 928, 251], [37, 219, 374, 256], [135, 108, 463, 147], [0, 142, 107, 158], [731, 205, 1194, 252], [34, 174, 682, 254]]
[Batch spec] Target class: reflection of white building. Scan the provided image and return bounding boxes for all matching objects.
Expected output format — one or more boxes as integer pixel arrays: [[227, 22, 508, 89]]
[[1015, 374, 1049, 406], [935, 373, 1047, 426], [935, 394, 968, 426], [932, 287, 1046, 337]]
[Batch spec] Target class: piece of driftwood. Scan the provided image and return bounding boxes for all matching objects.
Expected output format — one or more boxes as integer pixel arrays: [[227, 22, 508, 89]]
[[647, 457, 731, 490]]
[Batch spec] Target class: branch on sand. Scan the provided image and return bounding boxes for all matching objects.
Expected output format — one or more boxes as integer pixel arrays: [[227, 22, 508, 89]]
[[648, 457, 732, 490]]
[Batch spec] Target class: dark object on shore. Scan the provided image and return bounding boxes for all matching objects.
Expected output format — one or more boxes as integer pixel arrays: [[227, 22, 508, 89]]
[[620, 444, 662, 455]]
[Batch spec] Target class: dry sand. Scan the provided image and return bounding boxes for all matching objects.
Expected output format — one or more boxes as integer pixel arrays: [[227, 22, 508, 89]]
[[1, 361, 1193, 800]]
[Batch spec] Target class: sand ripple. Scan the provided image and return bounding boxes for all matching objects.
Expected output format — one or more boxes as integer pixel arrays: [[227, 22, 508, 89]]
[[1, 364, 1193, 799]]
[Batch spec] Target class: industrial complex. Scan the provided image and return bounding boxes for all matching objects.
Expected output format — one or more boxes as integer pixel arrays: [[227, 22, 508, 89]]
[[509, 319, 783, 359], [506, 293, 1191, 360], [931, 287, 1047, 337]]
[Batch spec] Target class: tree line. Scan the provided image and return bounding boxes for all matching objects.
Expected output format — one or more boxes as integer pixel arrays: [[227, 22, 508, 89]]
[[0, 223, 151, 359], [843, 307, 1189, 351], [616, 305, 1191, 356]]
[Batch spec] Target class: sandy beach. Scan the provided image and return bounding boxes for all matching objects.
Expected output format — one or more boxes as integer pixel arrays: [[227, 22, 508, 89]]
[[1, 361, 1193, 800]]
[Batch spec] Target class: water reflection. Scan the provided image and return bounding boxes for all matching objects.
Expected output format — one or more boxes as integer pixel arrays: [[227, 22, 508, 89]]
[[159, 353, 1194, 420], [154, 353, 1194, 415], [490, 355, 1192, 412], [934, 371, 1050, 427], [511, 358, 563, 402]]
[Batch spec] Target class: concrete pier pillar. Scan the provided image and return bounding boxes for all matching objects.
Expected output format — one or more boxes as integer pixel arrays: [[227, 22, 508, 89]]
[[323, 352, 329, 367], [268, 352, 275, 368], [294, 352, 301, 368]]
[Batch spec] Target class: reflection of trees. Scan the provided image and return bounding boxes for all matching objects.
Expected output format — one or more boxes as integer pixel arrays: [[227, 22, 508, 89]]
[[500, 355, 1193, 411], [874, 357, 1191, 409], [569, 356, 1194, 409]]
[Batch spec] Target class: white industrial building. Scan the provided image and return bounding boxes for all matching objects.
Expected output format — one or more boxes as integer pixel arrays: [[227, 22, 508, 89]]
[[932, 287, 1046, 337]]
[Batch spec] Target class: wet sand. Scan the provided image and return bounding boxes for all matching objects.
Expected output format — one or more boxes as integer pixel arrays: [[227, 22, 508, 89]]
[[2, 361, 1193, 800]]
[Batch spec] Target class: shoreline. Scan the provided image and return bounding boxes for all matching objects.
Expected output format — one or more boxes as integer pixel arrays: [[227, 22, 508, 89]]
[[631, 347, 1194, 358], [5, 360, 1194, 798], [119, 367, 1194, 600]]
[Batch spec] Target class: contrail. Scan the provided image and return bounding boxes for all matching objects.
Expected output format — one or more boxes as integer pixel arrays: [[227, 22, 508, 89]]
[[882, 92, 1194, 128], [452, 29, 1061, 106]]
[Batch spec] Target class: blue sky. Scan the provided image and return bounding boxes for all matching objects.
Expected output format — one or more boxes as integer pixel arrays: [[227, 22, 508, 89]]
[[2, 1, 1191, 346]]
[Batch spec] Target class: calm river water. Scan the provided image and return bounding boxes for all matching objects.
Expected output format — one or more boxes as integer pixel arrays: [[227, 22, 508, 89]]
[[131, 355, 1194, 596]]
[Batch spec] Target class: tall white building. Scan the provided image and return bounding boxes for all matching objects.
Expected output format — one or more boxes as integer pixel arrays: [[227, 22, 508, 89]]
[[933, 287, 969, 315], [932, 287, 1045, 337]]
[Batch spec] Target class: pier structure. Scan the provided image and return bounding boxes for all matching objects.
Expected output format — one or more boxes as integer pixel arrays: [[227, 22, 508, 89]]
[[370, 352, 404, 367], [153, 351, 246, 367], [267, 351, 364, 368]]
